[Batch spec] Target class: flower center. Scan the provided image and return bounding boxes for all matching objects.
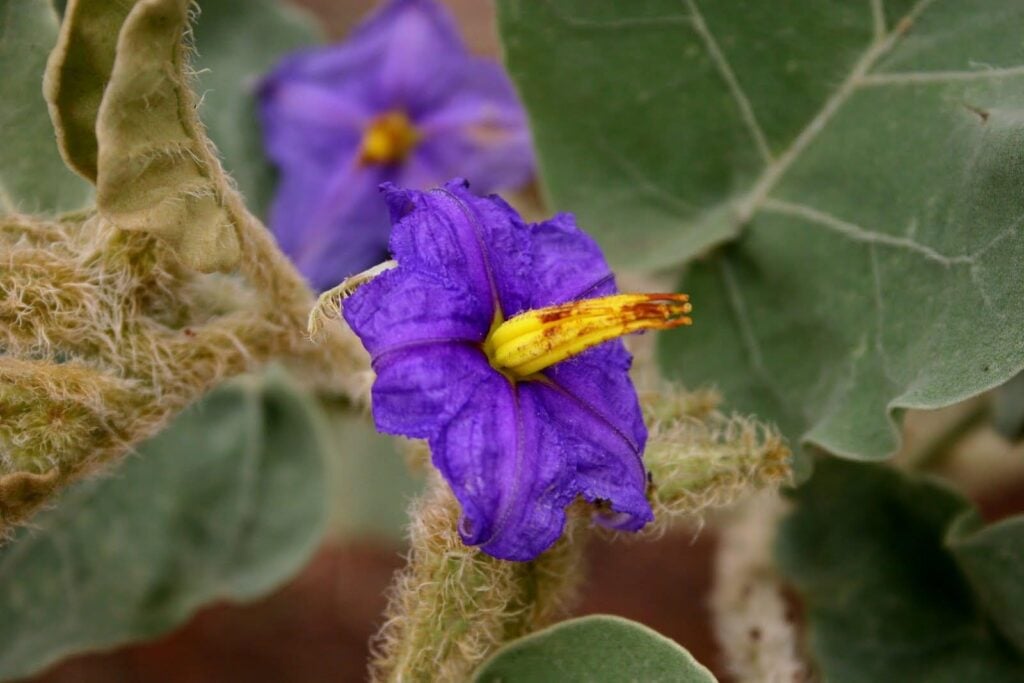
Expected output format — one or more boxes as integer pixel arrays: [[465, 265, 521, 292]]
[[358, 111, 420, 166], [484, 293, 692, 378]]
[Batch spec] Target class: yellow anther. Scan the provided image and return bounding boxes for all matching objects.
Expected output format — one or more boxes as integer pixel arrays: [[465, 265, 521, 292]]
[[485, 293, 692, 378], [358, 111, 420, 165]]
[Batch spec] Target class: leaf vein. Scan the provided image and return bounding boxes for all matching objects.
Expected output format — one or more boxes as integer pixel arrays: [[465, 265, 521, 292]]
[[718, 259, 770, 387], [871, 0, 886, 41], [683, 0, 773, 164], [762, 198, 970, 266], [860, 65, 1024, 86], [539, 0, 689, 30], [592, 131, 694, 213], [735, 0, 938, 227], [868, 244, 898, 383]]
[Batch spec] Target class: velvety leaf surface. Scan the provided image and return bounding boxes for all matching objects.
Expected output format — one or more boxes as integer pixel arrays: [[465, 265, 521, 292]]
[[472, 614, 717, 682], [0, 370, 328, 681], [93, 0, 246, 271], [949, 514, 1024, 654], [0, 0, 91, 213], [777, 459, 1024, 683], [43, 0, 134, 183], [193, 0, 321, 217], [500, 0, 1024, 462]]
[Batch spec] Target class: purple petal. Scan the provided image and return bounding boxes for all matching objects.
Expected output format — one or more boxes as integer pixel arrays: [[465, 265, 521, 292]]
[[259, 82, 367, 152], [269, 162, 390, 290], [412, 60, 535, 192], [412, 127, 533, 198], [383, 179, 533, 320], [430, 378, 577, 561], [526, 212, 618, 308], [262, 0, 459, 91], [531, 368, 652, 532], [369, 343, 493, 439], [542, 344, 646, 453], [343, 266, 491, 358], [418, 60, 527, 132], [369, 0, 468, 112]]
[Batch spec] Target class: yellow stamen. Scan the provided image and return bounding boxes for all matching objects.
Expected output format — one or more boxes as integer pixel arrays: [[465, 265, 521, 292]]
[[358, 111, 420, 165], [484, 293, 692, 378]]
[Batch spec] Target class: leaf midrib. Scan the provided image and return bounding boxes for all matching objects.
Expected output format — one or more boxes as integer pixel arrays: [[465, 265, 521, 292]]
[[732, 0, 937, 229]]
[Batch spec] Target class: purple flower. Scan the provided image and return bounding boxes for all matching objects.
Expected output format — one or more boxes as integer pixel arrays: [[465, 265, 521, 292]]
[[342, 179, 692, 561], [258, 0, 534, 291]]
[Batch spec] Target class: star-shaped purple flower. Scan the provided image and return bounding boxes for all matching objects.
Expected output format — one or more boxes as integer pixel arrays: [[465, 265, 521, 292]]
[[258, 0, 534, 292], [342, 179, 693, 561]]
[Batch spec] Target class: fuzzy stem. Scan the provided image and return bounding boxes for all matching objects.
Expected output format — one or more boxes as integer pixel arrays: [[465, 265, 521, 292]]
[[227, 195, 371, 400], [369, 475, 588, 682], [711, 494, 813, 683], [640, 385, 793, 534]]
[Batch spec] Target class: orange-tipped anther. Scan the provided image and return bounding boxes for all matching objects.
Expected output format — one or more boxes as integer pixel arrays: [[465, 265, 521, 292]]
[[484, 293, 692, 378]]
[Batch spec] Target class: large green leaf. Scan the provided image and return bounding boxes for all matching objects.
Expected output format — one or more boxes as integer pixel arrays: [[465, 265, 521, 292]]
[[776, 459, 1024, 683], [949, 514, 1024, 654], [500, 1, 1024, 464], [0, 0, 91, 214], [472, 615, 717, 683], [0, 369, 328, 680], [193, 0, 321, 217]]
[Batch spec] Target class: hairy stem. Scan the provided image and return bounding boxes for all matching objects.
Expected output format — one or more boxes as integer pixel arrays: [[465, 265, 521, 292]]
[[641, 385, 793, 533], [711, 494, 813, 683], [369, 475, 588, 682]]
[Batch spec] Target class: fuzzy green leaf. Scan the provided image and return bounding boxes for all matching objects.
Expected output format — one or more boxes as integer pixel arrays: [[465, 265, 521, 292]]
[[472, 615, 718, 683], [949, 514, 1024, 655], [44, 0, 249, 272], [0, 369, 328, 680], [777, 459, 1024, 683], [43, 0, 316, 217], [0, 0, 91, 213], [42, 0, 134, 182], [94, 0, 243, 271], [192, 0, 321, 217], [499, 1, 1024, 464]]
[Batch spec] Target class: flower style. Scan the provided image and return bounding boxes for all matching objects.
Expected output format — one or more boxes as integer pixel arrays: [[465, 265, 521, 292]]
[[258, 0, 534, 291], [342, 179, 691, 561]]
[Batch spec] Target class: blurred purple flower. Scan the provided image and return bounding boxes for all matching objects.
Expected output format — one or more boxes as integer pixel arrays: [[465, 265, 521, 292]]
[[343, 179, 692, 561], [258, 0, 534, 291]]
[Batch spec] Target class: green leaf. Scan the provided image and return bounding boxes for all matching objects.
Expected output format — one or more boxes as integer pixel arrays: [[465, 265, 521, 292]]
[[0, 368, 328, 680], [44, 0, 253, 272], [471, 615, 718, 683], [96, 0, 246, 271], [322, 405, 422, 542], [949, 514, 1024, 654], [193, 0, 321, 217], [42, 0, 134, 183], [42, 0, 317, 219], [776, 459, 1024, 683], [500, 1, 1024, 463], [0, 0, 91, 213]]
